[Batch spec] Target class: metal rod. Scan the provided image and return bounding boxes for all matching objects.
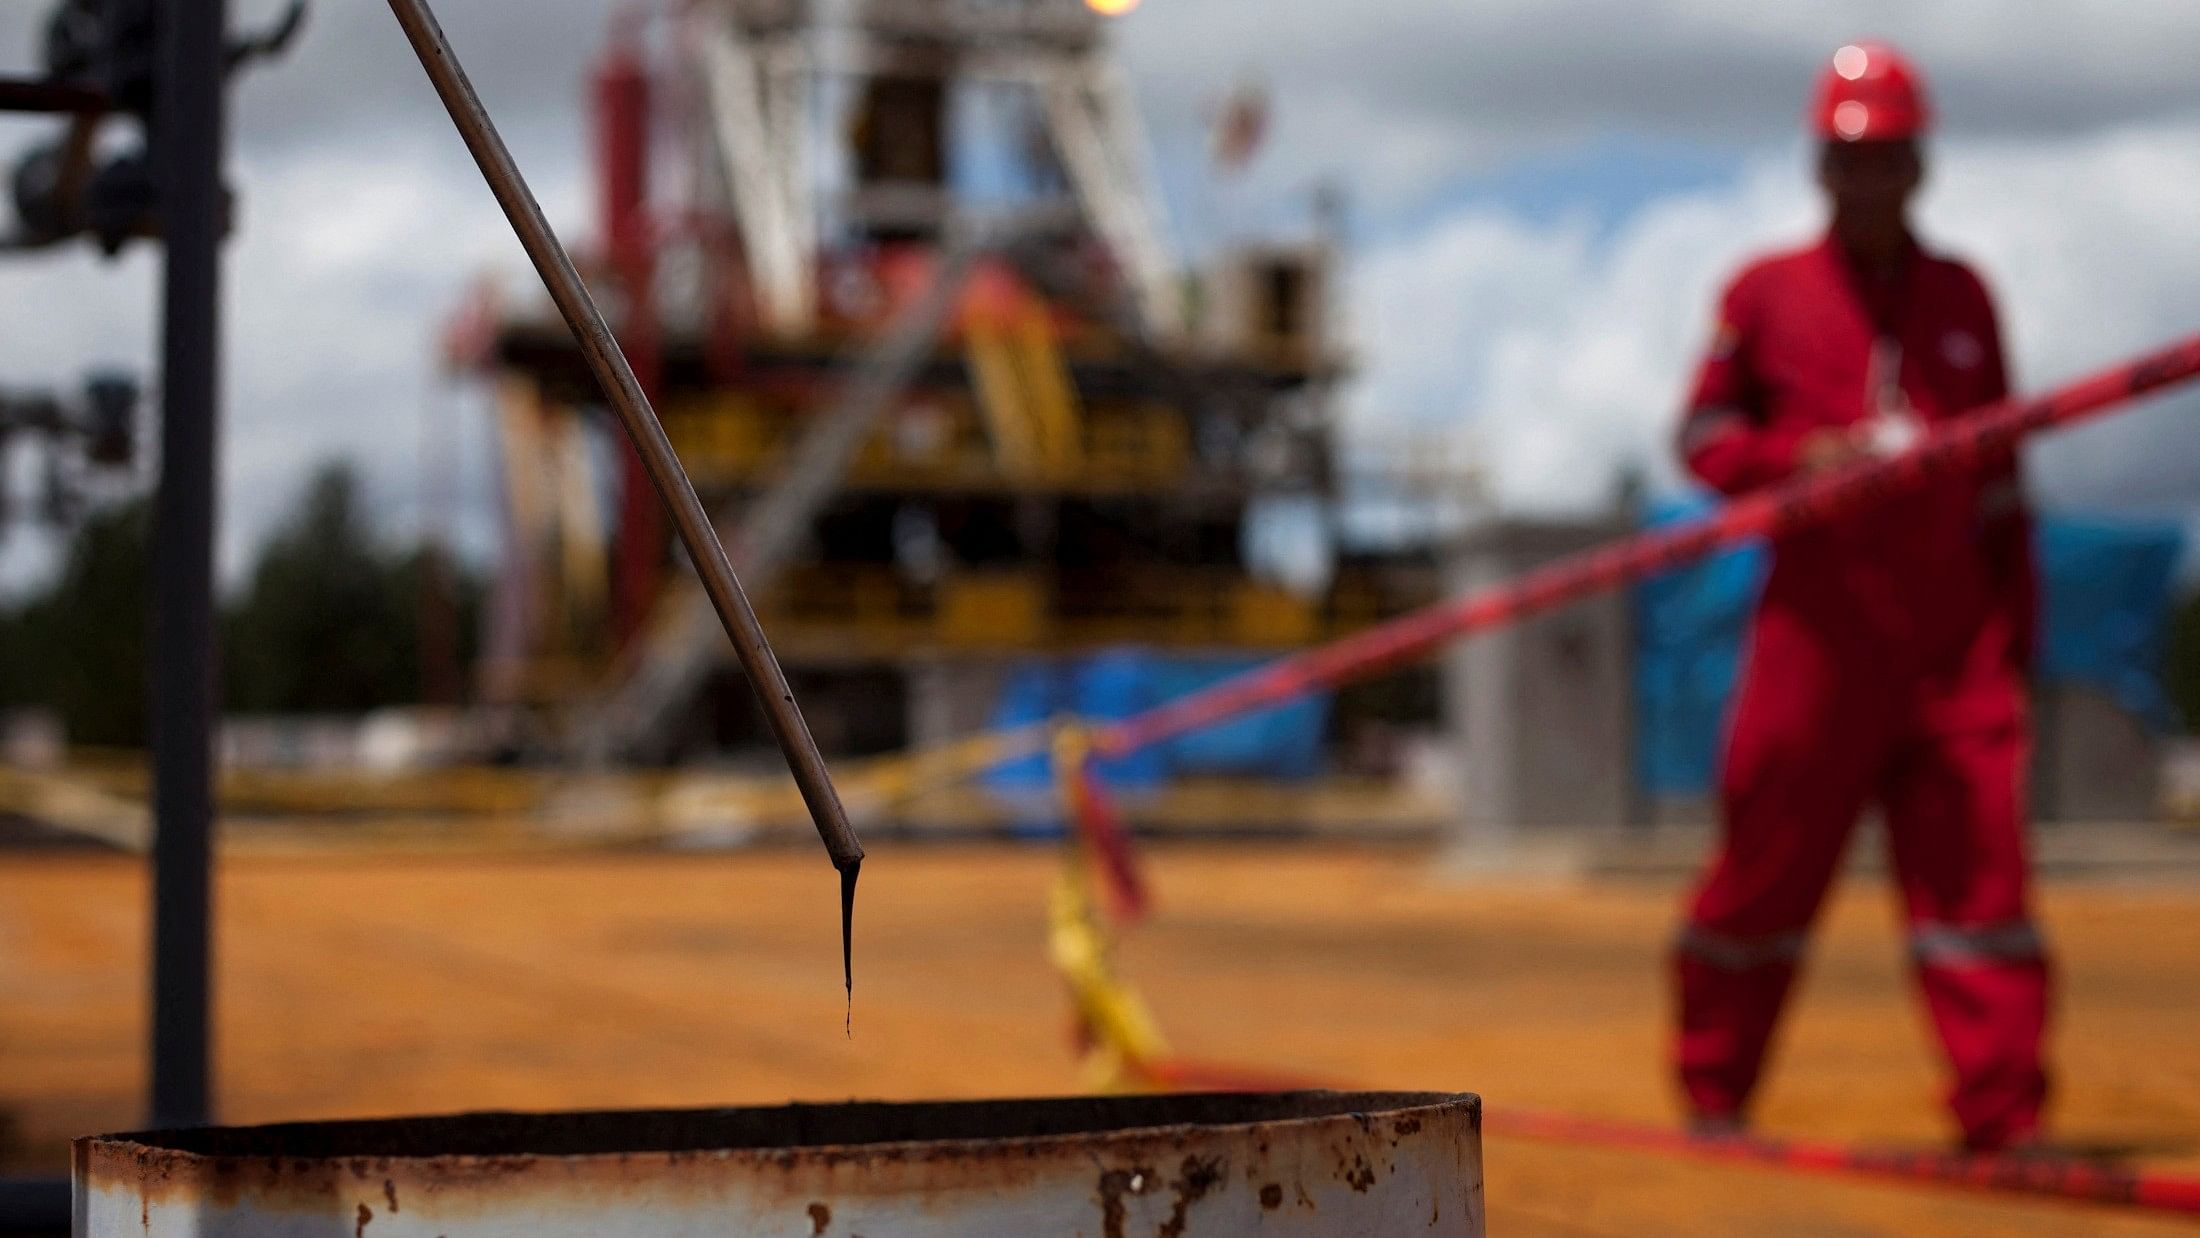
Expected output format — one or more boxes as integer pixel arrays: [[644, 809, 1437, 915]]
[[384, 0, 862, 872], [148, 0, 228, 1130]]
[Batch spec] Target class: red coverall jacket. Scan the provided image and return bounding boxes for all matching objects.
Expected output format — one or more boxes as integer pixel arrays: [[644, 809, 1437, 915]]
[[1683, 233, 2034, 687], [1672, 232, 2048, 1150]]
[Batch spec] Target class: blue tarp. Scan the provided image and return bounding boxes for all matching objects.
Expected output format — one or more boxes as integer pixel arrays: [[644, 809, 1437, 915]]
[[980, 647, 1330, 799], [2037, 517, 2188, 730], [1631, 497, 1767, 796], [1632, 496, 2188, 796]]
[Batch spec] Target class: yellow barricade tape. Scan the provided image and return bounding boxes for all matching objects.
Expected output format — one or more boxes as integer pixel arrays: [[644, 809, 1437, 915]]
[[1047, 858, 1170, 1092], [1043, 715, 1174, 1089]]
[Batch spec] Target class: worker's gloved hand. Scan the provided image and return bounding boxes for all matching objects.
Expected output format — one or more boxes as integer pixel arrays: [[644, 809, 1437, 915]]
[[1859, 409, 1924, 458]]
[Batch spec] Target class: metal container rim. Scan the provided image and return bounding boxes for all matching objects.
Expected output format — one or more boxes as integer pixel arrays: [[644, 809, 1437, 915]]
[[78, 1089, 1480, 1168]]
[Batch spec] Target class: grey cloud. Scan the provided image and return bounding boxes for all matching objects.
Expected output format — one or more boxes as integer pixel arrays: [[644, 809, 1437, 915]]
[[1118, 0, 2200, 212], [229, 0, 619, 161]]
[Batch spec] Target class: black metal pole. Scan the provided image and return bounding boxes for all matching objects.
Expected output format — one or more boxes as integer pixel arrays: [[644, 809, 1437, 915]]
[[148, 0, 227, 1130]]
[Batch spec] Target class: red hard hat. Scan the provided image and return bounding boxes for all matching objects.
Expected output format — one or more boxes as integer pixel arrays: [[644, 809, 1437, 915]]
[[1810, 41, 1930, 142]]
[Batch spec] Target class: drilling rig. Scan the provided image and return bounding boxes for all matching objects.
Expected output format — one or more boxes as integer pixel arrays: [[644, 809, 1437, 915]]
[[454, 0, 1451, 766]]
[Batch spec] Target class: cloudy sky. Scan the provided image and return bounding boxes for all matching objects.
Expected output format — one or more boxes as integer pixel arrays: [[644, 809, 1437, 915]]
[[2, 0, 2197, 588]]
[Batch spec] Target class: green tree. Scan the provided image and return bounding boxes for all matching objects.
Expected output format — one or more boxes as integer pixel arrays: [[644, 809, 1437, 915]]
[[1, 499, 151, 746], [223, 463, 421, 714], [0, 462, 483, 748]]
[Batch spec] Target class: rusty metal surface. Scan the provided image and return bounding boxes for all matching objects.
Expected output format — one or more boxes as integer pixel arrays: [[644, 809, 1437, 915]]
[[76, 1090, 1483, 1236]]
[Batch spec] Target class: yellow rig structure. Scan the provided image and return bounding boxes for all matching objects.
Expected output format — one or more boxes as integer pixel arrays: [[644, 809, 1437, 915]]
[[450, 0, 1456, 766]]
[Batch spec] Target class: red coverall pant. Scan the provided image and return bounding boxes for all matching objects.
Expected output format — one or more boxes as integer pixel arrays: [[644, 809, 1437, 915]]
[[1674, 602, 2049, 1150]]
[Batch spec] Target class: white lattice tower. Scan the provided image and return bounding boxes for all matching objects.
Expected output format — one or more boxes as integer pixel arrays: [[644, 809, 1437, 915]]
[[682, 0, 1183, 337]]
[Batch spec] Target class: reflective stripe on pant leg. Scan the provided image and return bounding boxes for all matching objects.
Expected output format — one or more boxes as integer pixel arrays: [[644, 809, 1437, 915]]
[[1909, 919, 2044, 967]]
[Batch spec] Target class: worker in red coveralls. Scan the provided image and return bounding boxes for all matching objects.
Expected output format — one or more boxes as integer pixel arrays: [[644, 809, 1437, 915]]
[[1672, 41, 2048, 1151]]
